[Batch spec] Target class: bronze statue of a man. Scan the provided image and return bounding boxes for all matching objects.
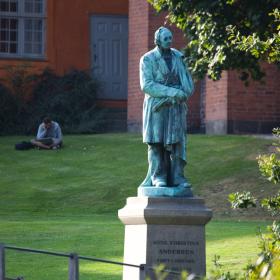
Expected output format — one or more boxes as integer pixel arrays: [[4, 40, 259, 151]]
[[139, 26, 194, 191]]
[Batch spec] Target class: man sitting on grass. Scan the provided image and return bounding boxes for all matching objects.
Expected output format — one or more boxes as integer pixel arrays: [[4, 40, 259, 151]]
[[31, 117, 63, 150]]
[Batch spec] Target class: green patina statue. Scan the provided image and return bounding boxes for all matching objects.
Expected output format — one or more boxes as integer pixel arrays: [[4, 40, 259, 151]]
[[138, 26, 194, 197]]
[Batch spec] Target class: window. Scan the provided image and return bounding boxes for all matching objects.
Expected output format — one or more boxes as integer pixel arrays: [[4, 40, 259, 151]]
[[0, 0, 46, 58]]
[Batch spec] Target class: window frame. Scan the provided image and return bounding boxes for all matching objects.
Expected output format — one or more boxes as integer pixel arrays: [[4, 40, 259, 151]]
[[0, 0, 46, 59]]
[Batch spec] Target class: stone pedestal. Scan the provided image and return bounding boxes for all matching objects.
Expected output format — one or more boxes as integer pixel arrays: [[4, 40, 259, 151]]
[[118, 197, 212, 280]]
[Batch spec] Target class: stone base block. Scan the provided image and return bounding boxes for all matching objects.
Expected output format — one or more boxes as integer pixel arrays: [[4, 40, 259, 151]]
[[205, 119, 227, 135], [138, 186, 193, 197], [118, 197, 212, 280]]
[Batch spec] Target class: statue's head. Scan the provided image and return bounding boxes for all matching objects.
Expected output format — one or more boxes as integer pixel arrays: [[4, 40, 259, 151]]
[[154, 27, 173, 50]]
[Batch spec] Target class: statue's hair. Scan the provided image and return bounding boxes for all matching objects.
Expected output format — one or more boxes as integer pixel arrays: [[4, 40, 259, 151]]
[[154, 26, 172, 46]]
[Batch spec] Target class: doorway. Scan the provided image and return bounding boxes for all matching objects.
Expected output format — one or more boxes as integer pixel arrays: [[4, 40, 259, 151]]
[[90, 15, 128, 100]]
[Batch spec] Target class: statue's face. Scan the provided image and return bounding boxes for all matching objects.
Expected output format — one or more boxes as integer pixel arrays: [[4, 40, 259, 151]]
[[159, 29, 173, 50]]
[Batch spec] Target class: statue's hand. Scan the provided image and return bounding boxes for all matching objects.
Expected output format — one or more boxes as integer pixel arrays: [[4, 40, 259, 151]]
[[170, 98, 177, 105], [175, 89, 187, 102], [152, 98, 170, 112]]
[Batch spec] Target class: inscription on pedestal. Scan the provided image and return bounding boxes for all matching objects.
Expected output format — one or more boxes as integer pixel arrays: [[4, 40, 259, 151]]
[[152, 239, 200, 273], [146, 225, 205, 275]]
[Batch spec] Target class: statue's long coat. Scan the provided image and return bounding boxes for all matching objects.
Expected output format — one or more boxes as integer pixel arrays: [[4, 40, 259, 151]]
[[139, 47, 194, 164]]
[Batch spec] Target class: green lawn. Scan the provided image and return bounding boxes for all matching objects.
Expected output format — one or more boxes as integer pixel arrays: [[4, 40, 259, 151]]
[[0, 134, 276, 279], [0, 216, 269, 280]]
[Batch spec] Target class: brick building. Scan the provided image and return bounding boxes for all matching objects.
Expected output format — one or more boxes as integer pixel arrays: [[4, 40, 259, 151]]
[[0, 0, 279, 134]]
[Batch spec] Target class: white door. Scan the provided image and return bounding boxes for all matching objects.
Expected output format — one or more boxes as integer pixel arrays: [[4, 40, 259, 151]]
[[90, 15, 128, 100]]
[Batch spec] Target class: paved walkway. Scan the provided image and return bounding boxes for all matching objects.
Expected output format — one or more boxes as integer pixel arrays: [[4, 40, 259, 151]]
[[251, 134, 277, 140]]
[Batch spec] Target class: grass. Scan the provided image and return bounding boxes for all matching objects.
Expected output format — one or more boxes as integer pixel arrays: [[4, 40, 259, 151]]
[[0, 134, 274, 217], [0, 217, 269, 279], [0, 134, 276, 279], [1, 215, 124, 280]]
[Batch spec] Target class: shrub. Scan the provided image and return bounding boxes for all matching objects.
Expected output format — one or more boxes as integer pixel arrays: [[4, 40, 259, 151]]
[[0, 63, 36, 135], [0, 67, 102, 135], [0, 63, 35, 102], [0, 83, 19, 135], [27, 68, 102, 134], [228, 128, 280, 280]]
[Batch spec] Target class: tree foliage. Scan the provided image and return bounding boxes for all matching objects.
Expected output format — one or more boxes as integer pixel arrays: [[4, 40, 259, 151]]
[[148, 0, 280, 82]]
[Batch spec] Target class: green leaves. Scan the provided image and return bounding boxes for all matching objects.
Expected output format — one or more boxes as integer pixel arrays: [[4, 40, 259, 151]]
[[246, 222, 280, 279], [228, 191, 257, 209], [226, 9, 280, 65], [148, 0, 280, 82], [262, 192, 280, 215], [257, 128, 280, 184], [258, 153, 280, 184]]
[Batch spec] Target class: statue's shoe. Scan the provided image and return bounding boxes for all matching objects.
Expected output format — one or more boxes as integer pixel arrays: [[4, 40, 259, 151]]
[[177, 181, 192, 188], [155, 180, 167, 187]]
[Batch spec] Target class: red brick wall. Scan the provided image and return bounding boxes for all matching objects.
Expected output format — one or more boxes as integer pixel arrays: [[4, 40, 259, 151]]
[[127, 0, 149, 132], [228, 64, 280, 133], [127, 1, 201, 132], [205, 72, 228, 134], [189, 82, 202, 132], [204, 64, 280, 134]]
